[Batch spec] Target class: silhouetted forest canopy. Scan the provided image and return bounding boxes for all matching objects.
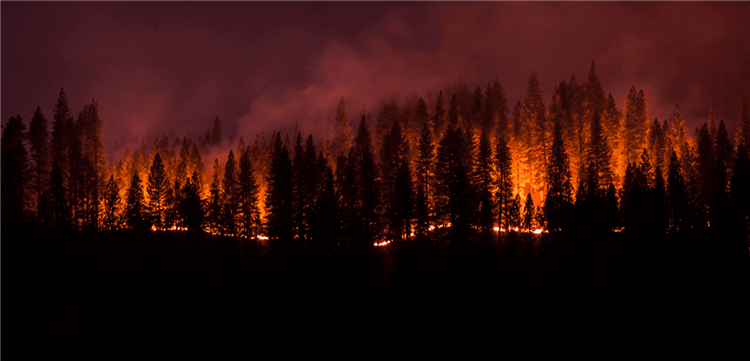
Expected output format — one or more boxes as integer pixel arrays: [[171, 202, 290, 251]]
[[3, 62, 749, 345]]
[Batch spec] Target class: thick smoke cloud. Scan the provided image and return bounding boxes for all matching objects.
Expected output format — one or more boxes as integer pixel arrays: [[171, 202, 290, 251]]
[[3, 2, 749, 157]]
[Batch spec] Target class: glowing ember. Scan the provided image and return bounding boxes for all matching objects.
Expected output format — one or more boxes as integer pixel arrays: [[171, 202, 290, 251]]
[[374, 240, 392, 247]]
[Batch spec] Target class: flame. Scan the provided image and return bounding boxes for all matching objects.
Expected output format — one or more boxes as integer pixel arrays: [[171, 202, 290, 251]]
[[374, 240, 392, 247]]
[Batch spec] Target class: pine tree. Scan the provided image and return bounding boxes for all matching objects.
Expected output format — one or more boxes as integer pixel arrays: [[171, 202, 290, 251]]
[[508, 194, 522, 232], [103, 175, 121, 231], [522, 71, 548, 196], [394, 159, 413, 241], [206, 159, 223, 233], [710, 120, 733, 229], [2, 115, 31, 230], [266, 133, 294, 243], [544, 120, 572, 232], [223, 150, 238, 235], [28, 106, 51, 222], [416, 123, 435, 237], [48, 157, 70, 230], [312, 153, 338, 247], [495, 135, 514, 233], [125, 170, 148, 231], [669, 104, 690, 180], [666, 151, 688, 233], [147, 153, 169, 230], [238, 146, 258, 239], [588, 110, 613, 187], [436, 124, 473, 237], [523, 193, 535, 233], [179, 172, 204, 233], [622, 87, 649, 168], [648, 118, 666, 173], [380, 119, 407, 239], [695, 123, 714, 218], [51, 88, 73, 191], [78, 99, 106, 230], [582, 60, 606, 147], [476, 130, 494, 235], [354, 115, 380, 245]]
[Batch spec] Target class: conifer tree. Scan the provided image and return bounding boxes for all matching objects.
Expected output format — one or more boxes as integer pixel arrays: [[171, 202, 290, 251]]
[[28, 106, 51, 221], [622, 87, 649, 168], [266, 133, 294, 242], [477, 130, 494, 235], [207, 159, 223, 233], [312, 154, 338, 247], [669, 104, 690, 179], [587, 111, 613, 187], [103, 175, 121, 231], [394, 159, 413, 241], [436, 124, 473, 237], [2, 115, 31, 229], [146, 153, 169, 229], [354, 115, 380, 245], [495, 135, 514, 233], [125, 170, 148, 231], [78, 99, 106, 230], [544, 121, 572, 232], [51, 88, 73, 189], [695, 123, 714, 216], [416, 123, 435, 237], [380, 120, 407, 239], [507, 194, 522, 231], [223, 150, 238, 235], [667, 151, 687, 232], [710, 121, 732, 229], [523, 193, 535, 233], [238, 146, 258, 239], [48, 157, 70, 230], [648, 118, 666, 173], [179, 172, 204, 233], [522, 71, 549, 196]]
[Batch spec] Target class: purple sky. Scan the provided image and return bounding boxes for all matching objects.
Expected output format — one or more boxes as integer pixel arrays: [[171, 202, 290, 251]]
[[3, 2, 749, 155]]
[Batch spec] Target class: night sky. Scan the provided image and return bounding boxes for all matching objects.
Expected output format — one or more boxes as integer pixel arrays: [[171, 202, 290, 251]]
[[3, 2, 749, 155]]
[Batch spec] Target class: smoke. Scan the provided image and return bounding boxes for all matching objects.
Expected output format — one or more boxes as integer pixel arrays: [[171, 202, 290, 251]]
[[2, 2, 748, 152]]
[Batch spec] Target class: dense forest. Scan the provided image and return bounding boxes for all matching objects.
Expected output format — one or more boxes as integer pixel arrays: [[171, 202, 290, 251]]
[[3, 62, 749, 344]]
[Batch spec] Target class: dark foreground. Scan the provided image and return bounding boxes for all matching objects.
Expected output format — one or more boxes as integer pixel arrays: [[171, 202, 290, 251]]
[[4, 228, 748, 353]]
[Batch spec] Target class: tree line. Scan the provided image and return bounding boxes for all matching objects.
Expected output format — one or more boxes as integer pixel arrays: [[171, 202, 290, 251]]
[[3, 61, 750, 251]]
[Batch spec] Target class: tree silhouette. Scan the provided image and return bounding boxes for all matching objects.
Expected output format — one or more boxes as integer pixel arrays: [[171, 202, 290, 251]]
[[544, 121, 572, 232], [125, 170, 149, 231], [207, 159, 223, 233], [476, 130, 494, 236], [265, 133, 294, 243], [415, 123, 435, 238], [238, 145, 258, 239], [147, 153, 168, 230], [179, 172, 204, 233], [222, 150, 238, 235], [103, 175, 121, 231], [354, 115, 380, 246], [2, 114, 31, 230], [28, 106, 51, 224]]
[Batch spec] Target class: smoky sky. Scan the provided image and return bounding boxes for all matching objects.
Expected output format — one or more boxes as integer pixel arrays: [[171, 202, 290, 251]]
[[3, 2, 749, 155]]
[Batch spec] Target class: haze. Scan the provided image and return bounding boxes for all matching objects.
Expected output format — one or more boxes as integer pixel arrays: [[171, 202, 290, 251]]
[[3, 2, 748, 153]]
